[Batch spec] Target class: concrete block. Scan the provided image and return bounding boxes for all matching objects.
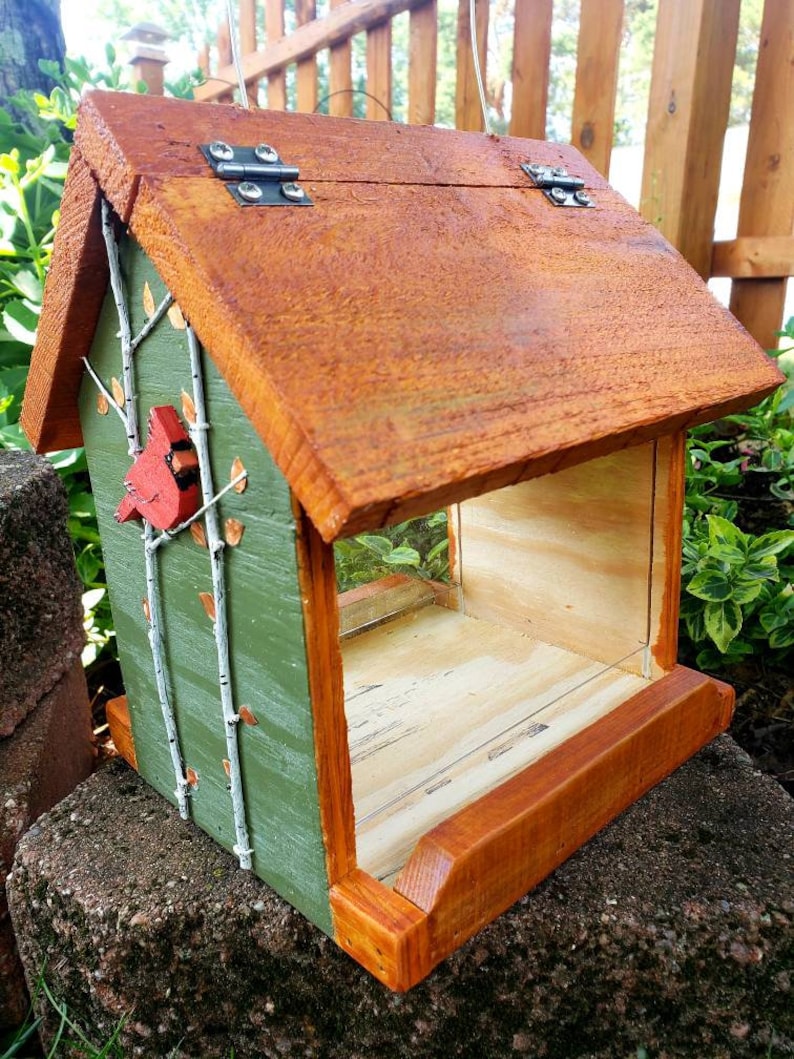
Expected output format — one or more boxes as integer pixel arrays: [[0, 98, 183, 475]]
[[0, 660, 92, 1028], [7, 735, 793, 1058], [0, 450, 84, 737]]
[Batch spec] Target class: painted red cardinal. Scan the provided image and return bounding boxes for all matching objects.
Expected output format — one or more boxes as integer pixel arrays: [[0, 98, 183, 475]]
[[115, 405, 200, 531]]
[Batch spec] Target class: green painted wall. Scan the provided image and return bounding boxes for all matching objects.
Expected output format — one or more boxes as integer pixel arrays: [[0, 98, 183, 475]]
[[79, 238, 332, 934]]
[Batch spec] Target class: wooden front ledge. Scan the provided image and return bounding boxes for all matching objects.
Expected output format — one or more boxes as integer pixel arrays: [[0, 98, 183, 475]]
[[107, 665, 733, 992]]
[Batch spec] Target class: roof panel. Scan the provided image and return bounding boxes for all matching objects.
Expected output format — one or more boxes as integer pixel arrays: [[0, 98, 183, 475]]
[[26, 93, 783, 540]]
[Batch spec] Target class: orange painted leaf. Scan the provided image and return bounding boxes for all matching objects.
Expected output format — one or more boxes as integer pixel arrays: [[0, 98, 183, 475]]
[[238, 705, 258, 726], [222, 758, 231, 778], [225, 518, 245, 547], [199, 591, 216, 620], [190, 521, 208, 548], [186, 766, 199, 788], [142, 280, 155, 318], [168, 302, 186, 330], [181, 390, 197, 425], [231, 457, 248, 493], [111, 377, 124, 407], [142, 598, 151, 623], [96, 392, 109, 416]]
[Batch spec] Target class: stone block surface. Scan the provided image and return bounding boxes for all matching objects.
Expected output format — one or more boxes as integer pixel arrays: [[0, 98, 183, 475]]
[[0, 660, 92, 1028], [7, 735, 793, 1058], [0, 450, 85, 737]]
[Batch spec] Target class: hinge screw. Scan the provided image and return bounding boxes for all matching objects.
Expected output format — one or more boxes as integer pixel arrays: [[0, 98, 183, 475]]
[[254, 143, 278, 164], [527, 163, 544, 176], [552, 166, 568, 178], [281, 182, 306, 202], [209, 141, 234, 162], [573, 189, 592, 206], [550, 186, 568, 204], [238, 181, 263, 202]]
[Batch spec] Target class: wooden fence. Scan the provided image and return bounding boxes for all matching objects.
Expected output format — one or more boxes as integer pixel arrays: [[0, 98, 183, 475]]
[[174, 0, 792, 350]]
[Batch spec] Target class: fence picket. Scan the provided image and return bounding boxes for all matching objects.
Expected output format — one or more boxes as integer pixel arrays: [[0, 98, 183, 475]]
[[296, 0, 318, 112], [730, 0, 794, 350], [408, 0, 437, 125], [265, 0, 287, 110], [456, 0, 489, 132], [510, 0, 552, 139], [571, 0, 624, 177], [329, 0, 354, 117]]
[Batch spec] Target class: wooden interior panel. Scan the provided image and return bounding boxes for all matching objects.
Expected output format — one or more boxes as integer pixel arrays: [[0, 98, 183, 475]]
[[457, 443, 656, 675], [343, 603, 647, 884]]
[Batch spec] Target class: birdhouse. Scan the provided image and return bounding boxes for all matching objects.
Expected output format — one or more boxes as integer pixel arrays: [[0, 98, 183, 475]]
[[22, 92, 783, 991]]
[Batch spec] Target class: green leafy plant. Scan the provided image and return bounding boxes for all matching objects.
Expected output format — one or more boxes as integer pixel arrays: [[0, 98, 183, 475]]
[[334, 511, 450, 592], [680, 325, 794, 671]]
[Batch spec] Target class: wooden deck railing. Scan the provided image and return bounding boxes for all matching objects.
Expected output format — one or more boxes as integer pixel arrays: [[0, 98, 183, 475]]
[[185, 0, 793, 351]]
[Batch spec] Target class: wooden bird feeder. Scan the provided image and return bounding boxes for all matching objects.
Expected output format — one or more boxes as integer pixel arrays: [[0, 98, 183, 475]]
[[23, 93, 783, 990]]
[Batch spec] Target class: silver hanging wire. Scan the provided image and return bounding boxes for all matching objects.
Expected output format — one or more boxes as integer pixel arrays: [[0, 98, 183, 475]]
[[225, 0, 251, 109], [469, 0, 492, 135]]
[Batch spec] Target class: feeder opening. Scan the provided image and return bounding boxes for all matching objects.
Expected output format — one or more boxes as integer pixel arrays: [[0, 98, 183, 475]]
[[336, 442, 666, 886]]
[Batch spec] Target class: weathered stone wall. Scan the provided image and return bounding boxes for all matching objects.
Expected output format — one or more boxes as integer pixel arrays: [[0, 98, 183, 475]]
[[8, 737, 793, 1058], [0, 451, 92, 1027]]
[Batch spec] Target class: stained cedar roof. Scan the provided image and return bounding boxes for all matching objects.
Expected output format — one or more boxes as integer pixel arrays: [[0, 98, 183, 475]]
[[23, 92, 783, 541]]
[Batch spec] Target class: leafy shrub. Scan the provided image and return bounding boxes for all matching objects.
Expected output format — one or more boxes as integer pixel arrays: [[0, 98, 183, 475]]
[[334, 511, 449, 592], [680, 321, 794, 670]]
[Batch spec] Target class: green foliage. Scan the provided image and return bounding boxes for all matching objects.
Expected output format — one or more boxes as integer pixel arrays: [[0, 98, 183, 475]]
[[0, 972, 127, 1058], [680, 321, 794, 669], [0, 55, 137, 667], [334, 511, 450, 593]]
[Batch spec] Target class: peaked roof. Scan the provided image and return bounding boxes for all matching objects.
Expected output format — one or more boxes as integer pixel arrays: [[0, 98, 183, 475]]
[[23, 92, 783, 541]]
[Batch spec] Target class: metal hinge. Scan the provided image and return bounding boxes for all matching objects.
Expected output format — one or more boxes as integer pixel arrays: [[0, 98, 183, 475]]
[[200, 141, 313, 207], [521, 163, 595, 208]]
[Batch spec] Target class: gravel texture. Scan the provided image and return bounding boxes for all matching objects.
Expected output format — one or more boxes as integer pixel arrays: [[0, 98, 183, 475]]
[[0, 451, 85, 737], [7, 735, 793, 1058]]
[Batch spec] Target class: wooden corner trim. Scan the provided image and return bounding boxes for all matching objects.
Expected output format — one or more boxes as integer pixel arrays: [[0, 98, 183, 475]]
[[393, 666, 733, 959], [106, 695, 138, 771], [330, 869, 431, 991]]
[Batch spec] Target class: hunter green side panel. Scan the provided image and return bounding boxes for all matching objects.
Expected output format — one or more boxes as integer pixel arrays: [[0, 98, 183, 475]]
[[78, 238, 333, 934]]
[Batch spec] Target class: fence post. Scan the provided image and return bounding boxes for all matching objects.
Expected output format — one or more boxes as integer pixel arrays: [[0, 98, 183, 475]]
[[729, 0, 794, 350], [121, 22, 170, 96], [510, 0, 552, 139], [265, 0, 287, 110], [571, 0, 624, 177], [456, 0, 489, 131], [640, 0, 740, 279]]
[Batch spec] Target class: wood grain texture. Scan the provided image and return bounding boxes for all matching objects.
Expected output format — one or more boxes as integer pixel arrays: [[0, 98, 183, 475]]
[[328, 0, 353, 118], [29, 94, 783, 541], [196, 0, 425, 102], [640, 0, 740, 278], [344, 604, 648, 884], [366, 19, 392, 120], [729, 0, 794, 349], [294, 509, 357, 885], [408, 0, 437, 125], [295, 0, 318, 113], [21, 148, 107, 452], [571, 0, 624, 177], [394, 665, 734, 968], [712, 236, 794, 279], [510, 0, 553, 139], [79, 239, 333, 933], [265, 0, 287, 110], [455, 0, 488, 132], [649, 433, 685, 671], [329, 869, 430, 991], [458, 443, 656, 677], [106, 695, 137, 770]]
